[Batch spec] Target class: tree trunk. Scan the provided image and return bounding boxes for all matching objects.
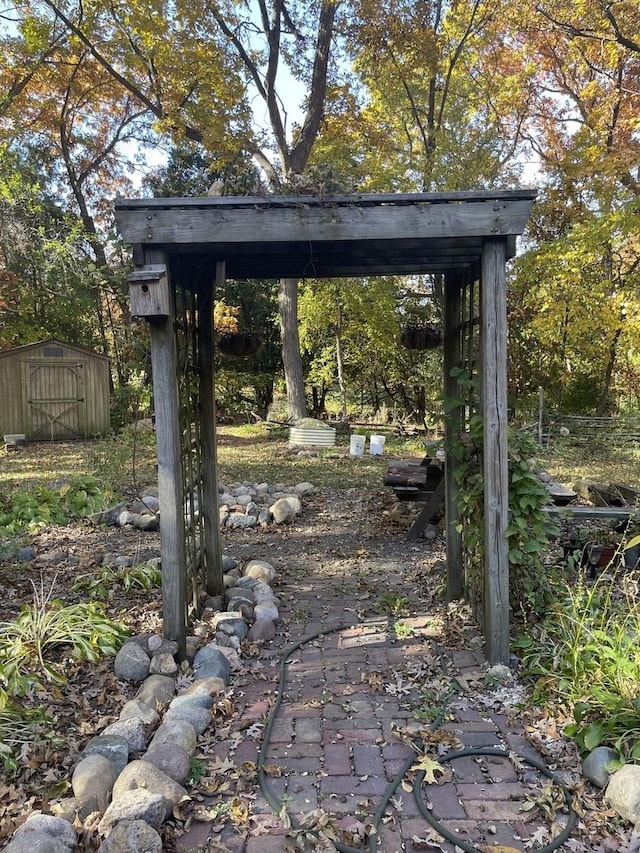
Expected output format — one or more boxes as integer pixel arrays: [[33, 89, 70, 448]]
[[335, 303, 348, 416], [278, 276, 307, 419], [597, 324, 623, 415]]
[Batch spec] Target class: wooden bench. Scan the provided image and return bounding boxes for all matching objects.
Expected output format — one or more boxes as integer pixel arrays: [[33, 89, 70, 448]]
[[384, 458, 445, 540]]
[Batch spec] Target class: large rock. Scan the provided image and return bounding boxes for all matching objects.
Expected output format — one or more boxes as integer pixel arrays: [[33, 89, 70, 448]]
[[269, 498, 297, 524], [12, 815, 76, 850], [193, 644, 231, 682], [93, 502, 128, 527], [247, 618, 276, 643], [97, 820, 162, 853], [150, 718, 198, 755], [244, 560, 277, 585], [114, 642, 151, 683], [294, 481, 314, 496], [224, 586, 255, 605], [98, 789, 166, 834], [143, 741, 191, 785], [101, 718, 147, 753], [50, 796, 99, 824], [81, 735, 129, 775], [583, 746, 619, 788], [119, 699, 160, 729], [71, 754, 118, 811], [216, 617, 249, 640], [111, 760, 188, 821], [164, 703, 211, 735], [131, 496, 160, 514], [136, 674, 176, 708], [221, 555, 238, 572], [181, 676, 226, 698], [170, 692, 214, 711], [2, 834, 70, 853], [605, 764, 640, 823], [149, 652, 178, 677], [254, 600, 279, 622], [226, 513, 257, 530]]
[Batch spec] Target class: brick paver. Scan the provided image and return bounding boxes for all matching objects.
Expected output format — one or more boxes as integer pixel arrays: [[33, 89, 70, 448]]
[[176, 573, 573, 853]]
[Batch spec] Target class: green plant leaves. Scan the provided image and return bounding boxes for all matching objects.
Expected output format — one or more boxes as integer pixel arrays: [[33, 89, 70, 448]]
[[0, 476, 117, 534], [520, 571, 640, 758], [72, 561, 162, 599], [0, 594, 129, 698]]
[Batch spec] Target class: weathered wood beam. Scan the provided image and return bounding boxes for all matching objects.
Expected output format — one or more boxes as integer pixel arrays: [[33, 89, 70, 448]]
[[444, 270, 464, 601], [480, 239, 510, 666], [199, 262, 224, 596], [115, 198, 536, 247], [145, 249, 187, 660], [115, 189, 537, 209]]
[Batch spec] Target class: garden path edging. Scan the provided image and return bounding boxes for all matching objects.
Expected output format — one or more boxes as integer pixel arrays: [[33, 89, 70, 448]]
[[2, 558, 281, 853]]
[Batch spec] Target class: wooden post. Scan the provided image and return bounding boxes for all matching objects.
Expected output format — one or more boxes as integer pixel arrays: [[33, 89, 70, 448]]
[[200, 263, 224, 595], [481, 239, 510, 665], [444, 271, 464, 600], [145, 250, 187, 660]]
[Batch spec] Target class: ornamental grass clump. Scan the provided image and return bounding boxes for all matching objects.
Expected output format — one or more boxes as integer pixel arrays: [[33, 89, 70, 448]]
[[0, 576, 129, 698], [516, 567, 640, 759], [0, 699, 63, 775], [0, 576, 129, 772]]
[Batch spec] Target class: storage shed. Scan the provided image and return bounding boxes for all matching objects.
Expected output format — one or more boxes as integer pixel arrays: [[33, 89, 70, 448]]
[[0, 339, 110, 440]]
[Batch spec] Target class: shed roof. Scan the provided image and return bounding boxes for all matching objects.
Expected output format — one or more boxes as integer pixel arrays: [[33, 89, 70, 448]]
[[0, 338, 110, 361], [114, 190, 537, 279]]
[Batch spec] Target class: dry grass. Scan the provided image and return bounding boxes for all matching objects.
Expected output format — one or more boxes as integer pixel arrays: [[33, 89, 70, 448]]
[[0, 425, 637, 498], [0, 424, 423, 496], [537, 439, 640, 490]]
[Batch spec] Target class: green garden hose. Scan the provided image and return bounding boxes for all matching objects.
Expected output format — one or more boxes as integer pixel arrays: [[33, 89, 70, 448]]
[[413, 746, 577, 853], [256, 623, 577, 853]]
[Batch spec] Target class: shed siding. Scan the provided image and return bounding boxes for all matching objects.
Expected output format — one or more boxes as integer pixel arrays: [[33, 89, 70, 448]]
[[0, 341, 110, 439]]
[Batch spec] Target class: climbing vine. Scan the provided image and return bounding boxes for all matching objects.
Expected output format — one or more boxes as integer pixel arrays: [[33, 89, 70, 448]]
[[445, 368, 560, 622]]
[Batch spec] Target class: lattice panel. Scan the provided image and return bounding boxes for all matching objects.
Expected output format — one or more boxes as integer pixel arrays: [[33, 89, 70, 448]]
[[175, 285, 205, 620], [460, 271, 481, 425]]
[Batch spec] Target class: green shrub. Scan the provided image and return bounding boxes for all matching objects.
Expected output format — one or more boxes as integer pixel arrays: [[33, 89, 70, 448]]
[[0, 476, 116, 535]]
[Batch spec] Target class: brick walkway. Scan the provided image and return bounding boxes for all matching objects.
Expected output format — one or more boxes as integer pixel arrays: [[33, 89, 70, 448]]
[[176, 574, 573, 853]]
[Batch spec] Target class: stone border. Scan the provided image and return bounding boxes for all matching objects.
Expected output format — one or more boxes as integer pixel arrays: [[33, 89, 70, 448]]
[[2, 559, 280, 853]]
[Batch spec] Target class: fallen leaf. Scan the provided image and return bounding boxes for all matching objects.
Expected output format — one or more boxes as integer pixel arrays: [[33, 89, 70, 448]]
[[411, 755, 445, 784], [478, 847, 523, 853]]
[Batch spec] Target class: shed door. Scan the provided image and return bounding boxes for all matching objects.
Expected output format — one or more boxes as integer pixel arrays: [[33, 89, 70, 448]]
[[24, 361, 86, 440]]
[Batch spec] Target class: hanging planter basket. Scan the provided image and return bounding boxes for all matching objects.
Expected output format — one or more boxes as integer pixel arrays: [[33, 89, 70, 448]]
[[217, 332, 263, 358], [400, 324, 442, 351]]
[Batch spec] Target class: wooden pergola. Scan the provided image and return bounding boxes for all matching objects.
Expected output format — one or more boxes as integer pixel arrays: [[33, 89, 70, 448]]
[[114, 190, 537, 665]]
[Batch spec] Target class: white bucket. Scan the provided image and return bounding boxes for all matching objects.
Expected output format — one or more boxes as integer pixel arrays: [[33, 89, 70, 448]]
[[370, 434, 386, 455], [349, 434, 365, 456]]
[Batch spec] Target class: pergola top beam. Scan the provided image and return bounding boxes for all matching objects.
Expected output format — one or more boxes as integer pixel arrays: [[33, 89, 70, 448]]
[[116, 194, 534, 249]]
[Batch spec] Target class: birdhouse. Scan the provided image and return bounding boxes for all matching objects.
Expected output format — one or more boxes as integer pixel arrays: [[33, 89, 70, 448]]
[[127, 265, 170, 318]]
